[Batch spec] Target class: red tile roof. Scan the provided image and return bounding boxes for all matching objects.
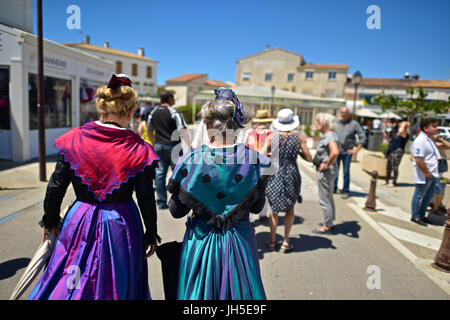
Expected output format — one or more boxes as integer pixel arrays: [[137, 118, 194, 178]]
[[166, 73, 208, 83], [205, 79, 231, 87]]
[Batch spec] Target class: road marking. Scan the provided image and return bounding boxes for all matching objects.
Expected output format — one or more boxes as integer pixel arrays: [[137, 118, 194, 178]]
[[0, 194, 15, 203], [379, 222, 442, 251], [350, 183, 444, 233], [0, 200, 43, 225], [0, 212, 20, 225], [348, 202, 450, 295], [299, 157, 450, 293]]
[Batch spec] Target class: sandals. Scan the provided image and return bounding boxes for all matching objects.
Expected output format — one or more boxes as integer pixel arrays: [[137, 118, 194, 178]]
[[281, 241, 294, 253], [312, 226, 334, 234], [266, 241, 277, 251]]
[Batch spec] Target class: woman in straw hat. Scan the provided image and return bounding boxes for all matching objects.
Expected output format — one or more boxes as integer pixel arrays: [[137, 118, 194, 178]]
[[265, 108, 312, 252], [246, 110, 273, 224]]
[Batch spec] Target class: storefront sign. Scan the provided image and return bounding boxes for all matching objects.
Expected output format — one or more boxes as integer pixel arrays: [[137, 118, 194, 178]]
[[44, 56, 67, 71]]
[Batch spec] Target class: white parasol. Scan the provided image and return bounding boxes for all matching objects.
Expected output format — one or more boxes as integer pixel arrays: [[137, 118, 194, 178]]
[[9, 202, 72, 300]]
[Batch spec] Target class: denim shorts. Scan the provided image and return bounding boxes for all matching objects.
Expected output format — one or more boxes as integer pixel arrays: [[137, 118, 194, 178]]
[[435, 179, 443, 195]]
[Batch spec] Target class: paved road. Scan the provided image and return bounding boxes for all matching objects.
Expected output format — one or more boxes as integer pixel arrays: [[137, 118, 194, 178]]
[[0, 155, 449, 300]]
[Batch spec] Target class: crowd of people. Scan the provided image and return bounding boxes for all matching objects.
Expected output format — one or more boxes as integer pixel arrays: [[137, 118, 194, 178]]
[[28, 73, 448, 300]]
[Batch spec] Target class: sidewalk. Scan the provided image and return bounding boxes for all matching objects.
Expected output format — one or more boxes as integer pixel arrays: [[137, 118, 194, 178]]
[[0, 155, 58, 189], [300, 147, 450, 294], [350, 148, 450, 214]]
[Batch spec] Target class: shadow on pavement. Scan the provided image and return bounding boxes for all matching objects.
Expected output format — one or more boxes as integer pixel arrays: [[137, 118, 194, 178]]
[[426, 212, 449, 226], [332, 220, 361, 238], [0, 257, 31, 280], [255, 231, 336, 259], [390, 182, 415, 188], [348, 191, 368, 198]]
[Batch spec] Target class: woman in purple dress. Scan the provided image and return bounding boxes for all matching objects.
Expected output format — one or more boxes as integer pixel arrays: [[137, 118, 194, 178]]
[[29, 74, 160, 300]]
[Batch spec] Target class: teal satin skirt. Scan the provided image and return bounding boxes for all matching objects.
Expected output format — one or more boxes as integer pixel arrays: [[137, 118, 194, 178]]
[[177, 218, 266, 300]]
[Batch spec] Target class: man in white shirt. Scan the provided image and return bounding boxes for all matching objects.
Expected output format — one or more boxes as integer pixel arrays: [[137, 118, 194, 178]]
[[410, 118, 440, 225]]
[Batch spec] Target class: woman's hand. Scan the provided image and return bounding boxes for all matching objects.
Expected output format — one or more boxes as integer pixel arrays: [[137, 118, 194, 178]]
[[42, 227, 59, 244], [318, 163, 329, 172], [145, 243, 157, 258]]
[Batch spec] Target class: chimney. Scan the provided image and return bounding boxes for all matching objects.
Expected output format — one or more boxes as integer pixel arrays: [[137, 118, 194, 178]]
[[104, 41, 109, 48], [411, 74, 419, 80], [404, 72, 410, 80], [84, 35, 90, 44], [265, 44, 270, 51], [138, 47, 145, 57]]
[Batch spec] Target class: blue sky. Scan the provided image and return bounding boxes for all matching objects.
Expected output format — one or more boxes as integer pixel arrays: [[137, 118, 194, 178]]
[[35, 0, 450, 85]]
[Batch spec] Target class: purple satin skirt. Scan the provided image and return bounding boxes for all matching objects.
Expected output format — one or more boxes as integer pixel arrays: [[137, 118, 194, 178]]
[[29, 200, 150, 300]]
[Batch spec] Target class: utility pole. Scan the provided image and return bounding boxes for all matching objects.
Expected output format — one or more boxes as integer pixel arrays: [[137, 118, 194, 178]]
[[37, 0, 46, 181]]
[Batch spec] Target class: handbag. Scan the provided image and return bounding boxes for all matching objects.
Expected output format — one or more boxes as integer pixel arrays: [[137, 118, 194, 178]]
[[428, 140, 448, 173], [156, 241, 182, 300], [438, 158, 448, 173], [312, 153, 322, 168]]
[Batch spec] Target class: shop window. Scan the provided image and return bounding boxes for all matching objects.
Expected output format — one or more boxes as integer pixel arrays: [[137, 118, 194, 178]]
[[0, 68, 10, 130], [132, 64, 138, 76], [80, 79, 103, 125], [147, 66, 152, 79], [28, 74, 72, 129], [116, 61, 122, 74]]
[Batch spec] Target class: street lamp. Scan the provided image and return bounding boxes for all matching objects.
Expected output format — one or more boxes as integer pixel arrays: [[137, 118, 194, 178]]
[[270, 85, 275, 117], [353, 70, 362, 118]]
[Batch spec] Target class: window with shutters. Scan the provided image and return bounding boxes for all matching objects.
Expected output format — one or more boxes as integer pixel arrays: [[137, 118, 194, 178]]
[[116, 61, 122, 74]]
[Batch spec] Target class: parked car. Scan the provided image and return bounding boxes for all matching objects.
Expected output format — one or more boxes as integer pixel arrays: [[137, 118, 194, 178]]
[[438, 126, 450, 141]]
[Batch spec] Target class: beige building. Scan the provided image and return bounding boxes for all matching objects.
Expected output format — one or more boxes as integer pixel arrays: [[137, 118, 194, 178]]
[[65, 37, 158, 96], [165, 73, 230, 107], [236, 47, 348, 98]]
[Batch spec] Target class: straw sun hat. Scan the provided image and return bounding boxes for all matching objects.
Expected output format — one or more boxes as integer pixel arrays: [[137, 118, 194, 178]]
[[252, 110, 273, 123]]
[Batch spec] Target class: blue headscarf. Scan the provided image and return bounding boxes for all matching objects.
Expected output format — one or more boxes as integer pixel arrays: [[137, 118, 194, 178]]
[[214, 88, 245, 128]]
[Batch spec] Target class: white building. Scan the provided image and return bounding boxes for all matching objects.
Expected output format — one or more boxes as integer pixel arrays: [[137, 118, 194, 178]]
[[65, 38, 158, 97], [0, 23, 114, 162], [194, 84, 346, 127]]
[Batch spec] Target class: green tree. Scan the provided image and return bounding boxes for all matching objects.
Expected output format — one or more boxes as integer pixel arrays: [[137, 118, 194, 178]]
[[376, 87, 450, 125]]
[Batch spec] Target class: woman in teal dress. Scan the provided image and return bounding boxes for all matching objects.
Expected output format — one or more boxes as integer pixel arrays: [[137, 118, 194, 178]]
[[167, 88, 269, 300]]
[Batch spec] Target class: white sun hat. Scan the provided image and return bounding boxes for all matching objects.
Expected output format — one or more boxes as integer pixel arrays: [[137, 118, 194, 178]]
[[272, 108, 300, 131]]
